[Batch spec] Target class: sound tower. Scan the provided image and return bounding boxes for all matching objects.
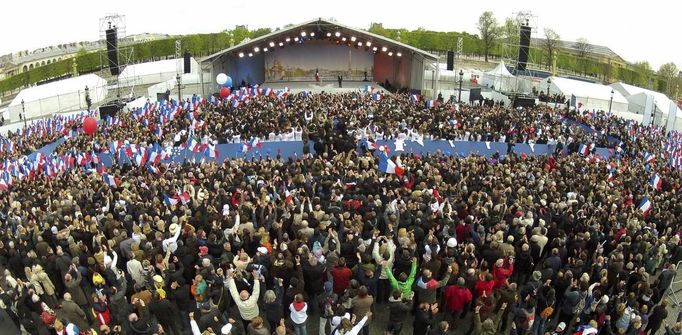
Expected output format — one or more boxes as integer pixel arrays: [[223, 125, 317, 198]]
[[517, 25, 532, 72], [105, 28, 120, 75], [183, 51, 191, 74], [446, 51, 454, 71]]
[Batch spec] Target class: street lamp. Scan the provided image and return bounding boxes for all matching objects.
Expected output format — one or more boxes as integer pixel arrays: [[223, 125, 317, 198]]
[[458, 69, 464, 103], [176, 74, 182, 102], [21, 99, 26, 128], [608, 89, 614, 115], [547, 78, 552, 100]]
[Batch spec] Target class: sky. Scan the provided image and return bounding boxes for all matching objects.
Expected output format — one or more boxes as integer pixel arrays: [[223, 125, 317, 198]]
[[1, 0, 680, 71]]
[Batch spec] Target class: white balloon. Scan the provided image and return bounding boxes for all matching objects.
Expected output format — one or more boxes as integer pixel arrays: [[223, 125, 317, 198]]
[[216, 73, 228, 85]]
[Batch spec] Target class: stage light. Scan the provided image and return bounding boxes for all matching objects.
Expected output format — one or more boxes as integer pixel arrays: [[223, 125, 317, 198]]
[[381, 47, 387, 52], [269, 42, 275, 47], [286, 37, 291, 42], [357, 42, 363, 46], [327, 32, 332, 37], [294, 37, 299, 42], [254, 47, 260, 53], [366, 41, 372, 47], [263, 47, 268, 52], [301, 31, 307, 37], [397, 52, 402, 57], [335, 32, 341, 37], [388, 52, 393, 56], [372, 46, 378, 52], [310, 32, 315, 37], [279, 42, 284, 47], [248, 52, 253, 57], [351, 36, 357, 42], [238, 52, 244, 58], [342, 37, 347, 42]]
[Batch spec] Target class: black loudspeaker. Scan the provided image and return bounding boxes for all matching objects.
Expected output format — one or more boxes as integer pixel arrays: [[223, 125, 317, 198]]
[[105, 28, 119, 76], [517, 25, 532, 72], [99, 104, 119, 120], [446, 51, 454, 71], [513, 97, 536, 108], [469, 88, 482, 103], [183, 51, 191, 74]]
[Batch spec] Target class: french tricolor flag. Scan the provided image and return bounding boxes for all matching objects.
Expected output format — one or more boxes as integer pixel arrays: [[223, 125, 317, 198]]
[[644, 152, 656, 164], [638, 196, 652, 217], [135, 150, 148, 167], [372, 93, 381, 102], [147, 164, 162, 176], [176, 192, 191, 205], [578, 144, 590, 156], [163, 193, 178, 207], [205, 143, 219, 159], [377, 152, 404, 177], [410, 94, 420, 103], [250, 137, 263, 149], [185, 138, 199, 152], [148, 149, 161, 165], [102, 173, 119, 188], [607, 171, 615, 183], [263, 87, 273, 97], [650, 174, 662, 190], [426, 100, 435, 108], [365, 139, 380, 150], [364, 85, 373, 93], [0, 178, 8, 191]]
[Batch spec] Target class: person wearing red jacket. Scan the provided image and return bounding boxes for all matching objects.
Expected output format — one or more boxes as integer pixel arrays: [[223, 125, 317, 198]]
[[443, 277, 473, 325], [475, 273, 495, 298], [493, 257, 514, 289], [330, 257, 353, 295]]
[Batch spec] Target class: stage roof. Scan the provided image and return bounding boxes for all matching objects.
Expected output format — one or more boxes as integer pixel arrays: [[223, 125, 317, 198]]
[[202, 18, 439, 63]]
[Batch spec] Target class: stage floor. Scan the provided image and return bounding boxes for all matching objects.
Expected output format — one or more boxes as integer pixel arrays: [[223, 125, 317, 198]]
[[263, 80, 379, 93]]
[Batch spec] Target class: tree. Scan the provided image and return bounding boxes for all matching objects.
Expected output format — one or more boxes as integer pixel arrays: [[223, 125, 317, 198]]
[[658, 62, 679, 95], [477, 11, 500, 62], [542, 29, 561, 70], [574, 38, 591, 75]]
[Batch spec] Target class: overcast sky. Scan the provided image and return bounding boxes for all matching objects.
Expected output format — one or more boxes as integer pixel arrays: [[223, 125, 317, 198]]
[[2, 0, 680, 71]]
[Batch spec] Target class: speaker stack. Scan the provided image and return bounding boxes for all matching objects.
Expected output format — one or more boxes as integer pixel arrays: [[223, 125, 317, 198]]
[[183, 51, 191, 74], [446, 51, 454, 71], [516, 24, 532, 72], [105, 28, 120, 76]]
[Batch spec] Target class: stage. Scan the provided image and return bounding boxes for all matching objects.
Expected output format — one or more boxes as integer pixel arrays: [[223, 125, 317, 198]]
[[263, 80, 380, 93]]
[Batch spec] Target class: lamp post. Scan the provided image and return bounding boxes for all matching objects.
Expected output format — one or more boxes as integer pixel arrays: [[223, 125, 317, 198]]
[[547, 78, 552, 100], [458, 69, 464, 103], [21, 99, 26, 128], [608, 89, 614, 115], [176, 74, 182, 102], [84, 85, 92, 112]]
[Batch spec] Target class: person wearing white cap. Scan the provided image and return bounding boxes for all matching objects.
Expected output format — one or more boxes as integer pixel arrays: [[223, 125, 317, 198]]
[[162, 222, 182, 253]]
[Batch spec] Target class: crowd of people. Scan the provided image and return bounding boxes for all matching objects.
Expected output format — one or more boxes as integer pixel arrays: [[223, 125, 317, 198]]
[[0, 91, 681, 335]]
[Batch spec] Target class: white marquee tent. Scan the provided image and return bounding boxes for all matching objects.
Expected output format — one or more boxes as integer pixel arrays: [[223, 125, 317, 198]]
[[610, 82, 681, 121], [8, 74, 107, 122], [482, 62, 518, 92], [118, 58, 200, 87], [544, 76, 628, 113]]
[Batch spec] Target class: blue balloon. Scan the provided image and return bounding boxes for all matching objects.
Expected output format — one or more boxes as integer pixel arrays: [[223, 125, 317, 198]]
[[224, 76, 233, 88]]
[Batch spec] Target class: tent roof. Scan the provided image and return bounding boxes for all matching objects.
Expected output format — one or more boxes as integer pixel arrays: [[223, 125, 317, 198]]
[[486, 62, 513, 77], [119, 58, 197, 77], [201, 18, 438, 64], [610, 82, 680, 115], [9, 74, 106, 106], [546, 76, 628, 104]]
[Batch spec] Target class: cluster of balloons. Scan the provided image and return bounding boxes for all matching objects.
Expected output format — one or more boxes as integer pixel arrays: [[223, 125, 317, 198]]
[[216, 73, 233, 98]]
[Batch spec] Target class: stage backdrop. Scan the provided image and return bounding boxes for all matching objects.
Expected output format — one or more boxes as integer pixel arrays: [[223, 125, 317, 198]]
[[264, 40, 374, 82]]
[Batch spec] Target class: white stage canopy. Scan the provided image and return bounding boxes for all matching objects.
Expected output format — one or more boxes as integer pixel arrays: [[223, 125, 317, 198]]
[[118, 58, 199, 87], [610, 82, 682, 120], [482, 62, 518, 92], [544, 76, 628, 113], [8, 74, 107, 122]]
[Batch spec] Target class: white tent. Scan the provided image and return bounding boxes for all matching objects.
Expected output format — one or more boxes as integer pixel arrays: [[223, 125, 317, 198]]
[[482, 62, 518, 92], [544, 76, 628, 112], [118, 58, 200, 87], [610, 82, 682, 123], [7, 74, 107, 122]]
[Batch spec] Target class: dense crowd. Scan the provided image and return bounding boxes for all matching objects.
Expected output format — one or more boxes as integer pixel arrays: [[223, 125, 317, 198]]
[[0, 91, 681, 335]]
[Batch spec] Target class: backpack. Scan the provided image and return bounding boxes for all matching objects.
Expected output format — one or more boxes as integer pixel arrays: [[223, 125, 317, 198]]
[[573, 292, 586, 315]]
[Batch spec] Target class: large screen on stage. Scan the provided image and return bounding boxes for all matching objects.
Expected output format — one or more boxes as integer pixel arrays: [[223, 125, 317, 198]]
[[264, 40, 374, 82]]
